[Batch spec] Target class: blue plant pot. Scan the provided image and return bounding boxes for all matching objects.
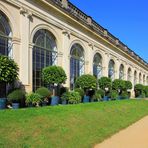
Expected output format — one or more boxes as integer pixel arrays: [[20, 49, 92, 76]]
[[62, 100, 67, 105], [83, 95, 90, 103], [103, 96, 109, 101], [42, 101, 47, 106], [12, 103, 19, 109], [51, 96, 59, 106], [0, 98, 6, 110], [118, 96, 122, 100]]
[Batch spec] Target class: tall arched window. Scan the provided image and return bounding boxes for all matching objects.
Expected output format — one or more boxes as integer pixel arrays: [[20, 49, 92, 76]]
[[93, 53, 102, 79], [0, 11, 12, 56], [108, 59, 115, 80], [143, 75, 145, 85], [0, 11, 12, 97], [70, 43, 84, 89], [33, 29, 57, 91], [139, 73, 142, 84], [127, 68, 132, 81], [134, 71, 137, 85], [119, 64, 124, 80]]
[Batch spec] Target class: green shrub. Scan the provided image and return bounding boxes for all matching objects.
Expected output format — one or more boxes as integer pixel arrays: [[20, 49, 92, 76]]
[[110, 90, 118, 100], [134, 84, 144, 97], [26, 92, 42, 106], [74, 88, 85, 97], [125, 81, 132, 90], [98, 77, 112, 94], [75, 74, 97, 91], [112, 79, 125, 91], [93, 91, 102, 101], [121, 91, 128, 99], [61, 91, 81, 104], [35, 87, 51, 99], [7, 89, 25, 103], [42, 66, 67, 85], [0, 55, 19, 83], [96, 89, 105, 98], [143, 86, 148, 97]]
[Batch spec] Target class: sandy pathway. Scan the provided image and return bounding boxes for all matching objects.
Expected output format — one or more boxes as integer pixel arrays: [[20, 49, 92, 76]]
[[95, 116, 148, 148]]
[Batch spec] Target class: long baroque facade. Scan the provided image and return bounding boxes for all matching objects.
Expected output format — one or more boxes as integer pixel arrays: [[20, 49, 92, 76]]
[[0, 0, 148, 96]]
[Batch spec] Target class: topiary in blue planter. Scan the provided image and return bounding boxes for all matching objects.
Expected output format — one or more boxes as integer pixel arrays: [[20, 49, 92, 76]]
[[83, 95, 90, 103], [12, 103, 19, 109], [103, 96, 109, 101], [0, 98, 6, 109], [51, 96, 59, 106]]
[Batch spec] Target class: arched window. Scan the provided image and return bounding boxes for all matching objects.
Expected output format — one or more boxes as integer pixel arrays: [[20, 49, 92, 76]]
[[119, 64, 124, 80], [0, 11, 12, 56], [93, 53, 102, 79], [143, 75, 145, 85], [108, 59, 115, 80], [70, 43, 84, 89], [0, 11, 12, 97], [33, 29, 57, 91], [139, 73, 142, 84], [127, 68, 132, 81], [134, 71, 137, 85]]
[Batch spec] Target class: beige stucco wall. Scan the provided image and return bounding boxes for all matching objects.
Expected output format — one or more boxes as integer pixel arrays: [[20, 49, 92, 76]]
[[0, 0, 148, 97]]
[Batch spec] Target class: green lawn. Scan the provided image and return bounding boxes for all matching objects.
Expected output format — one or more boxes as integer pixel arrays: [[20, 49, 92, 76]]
[[0, 100, 148, 148]]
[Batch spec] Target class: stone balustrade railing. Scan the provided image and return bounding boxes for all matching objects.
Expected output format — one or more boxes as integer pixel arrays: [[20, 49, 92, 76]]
[[49, 0, 148, 67]]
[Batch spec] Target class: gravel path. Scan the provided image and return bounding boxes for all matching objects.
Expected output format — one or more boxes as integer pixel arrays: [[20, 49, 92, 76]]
[[95, 116, 148, 148]]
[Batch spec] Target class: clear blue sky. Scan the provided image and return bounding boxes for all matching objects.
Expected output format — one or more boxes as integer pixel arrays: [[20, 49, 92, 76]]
[[69, 0, 148, 63]]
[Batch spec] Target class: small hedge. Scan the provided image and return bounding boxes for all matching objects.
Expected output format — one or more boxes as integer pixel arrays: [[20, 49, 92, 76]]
[[112, 79, 125, 91], [61, 91, 81, 104], [74, 88, 85, 97], [7, 89, 25, 103], [35, 87, 51, 99], [110, 90, 118, 100]]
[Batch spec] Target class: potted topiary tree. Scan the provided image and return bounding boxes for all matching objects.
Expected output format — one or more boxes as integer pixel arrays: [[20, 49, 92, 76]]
[[74, 88, 85, 102], [124, 81, 132, 99], [112, 79, 126, 100], [98, 77, 112, 101], [42, 66, 67, 106], [75, 74, 97, 103], [143, 86, 148, 98], [110, 90, 118, 100], [0, 55, 19, 109], [35, 87, 51, 106], [134, 84, 144, 98], [7, 89, 25, 109]]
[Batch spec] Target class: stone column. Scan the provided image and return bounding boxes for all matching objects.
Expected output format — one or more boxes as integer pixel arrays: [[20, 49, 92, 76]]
[[19, 8, 31, 86], [115, 58, 120, 79], [61, 30, 71, 88], [102, 52, 109, 77]]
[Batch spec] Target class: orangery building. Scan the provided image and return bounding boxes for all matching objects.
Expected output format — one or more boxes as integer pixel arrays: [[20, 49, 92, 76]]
[[0, 0, 148, 97]]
